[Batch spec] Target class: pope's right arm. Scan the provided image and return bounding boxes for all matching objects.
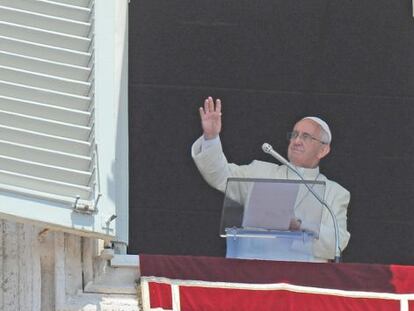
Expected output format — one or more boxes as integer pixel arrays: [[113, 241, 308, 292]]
[[191, 135, 237, 193], [192, 96, 257, 192]]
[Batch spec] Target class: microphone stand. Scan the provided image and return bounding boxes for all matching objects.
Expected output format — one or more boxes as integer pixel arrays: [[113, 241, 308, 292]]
[[262, 143, 341, 263]]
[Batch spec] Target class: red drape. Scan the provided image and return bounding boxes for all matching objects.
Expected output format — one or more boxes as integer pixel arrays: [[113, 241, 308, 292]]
[[140, 255, 414, 311]]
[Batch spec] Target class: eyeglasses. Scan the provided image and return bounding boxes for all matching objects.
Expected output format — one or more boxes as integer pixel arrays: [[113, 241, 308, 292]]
[[287, 131, 328, 144]]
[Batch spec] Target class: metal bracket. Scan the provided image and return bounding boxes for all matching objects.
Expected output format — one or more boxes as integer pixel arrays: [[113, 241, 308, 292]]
[[106, 214, 117, 225], [73, 195, 95, 215]]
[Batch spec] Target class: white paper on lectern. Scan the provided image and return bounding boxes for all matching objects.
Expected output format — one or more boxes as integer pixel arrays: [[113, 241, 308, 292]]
[[242, 182, 300, 230]]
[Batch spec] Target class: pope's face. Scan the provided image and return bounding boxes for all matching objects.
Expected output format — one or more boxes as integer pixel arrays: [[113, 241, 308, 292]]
[[287, 119, 330, 168]]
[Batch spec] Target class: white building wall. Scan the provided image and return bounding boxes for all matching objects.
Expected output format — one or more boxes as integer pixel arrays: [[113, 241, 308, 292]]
[[0, 219, 139, 311], [0, 220, 41, 310], [0, 1, 134, 309]]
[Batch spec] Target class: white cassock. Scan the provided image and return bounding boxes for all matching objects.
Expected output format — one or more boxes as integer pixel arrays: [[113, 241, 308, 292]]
[[191, 136, 350, 261]]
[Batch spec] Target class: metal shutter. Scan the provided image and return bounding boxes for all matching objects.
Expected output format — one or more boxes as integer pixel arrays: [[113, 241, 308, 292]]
[[0, 0, 97, 208]]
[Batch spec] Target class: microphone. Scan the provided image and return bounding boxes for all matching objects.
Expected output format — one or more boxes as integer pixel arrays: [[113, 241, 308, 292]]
[[262, 142, 341, 263], [262, 143, 301, 176]]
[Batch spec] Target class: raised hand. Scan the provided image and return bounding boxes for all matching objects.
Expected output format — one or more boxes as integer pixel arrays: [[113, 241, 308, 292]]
[[199, 96, 222, 140]]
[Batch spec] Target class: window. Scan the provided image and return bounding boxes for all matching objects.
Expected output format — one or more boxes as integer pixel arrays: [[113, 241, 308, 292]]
[[0, 0, 128, 242]]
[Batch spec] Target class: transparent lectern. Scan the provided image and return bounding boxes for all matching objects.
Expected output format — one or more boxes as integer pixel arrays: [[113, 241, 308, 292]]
[[220, 178, 325, 262]]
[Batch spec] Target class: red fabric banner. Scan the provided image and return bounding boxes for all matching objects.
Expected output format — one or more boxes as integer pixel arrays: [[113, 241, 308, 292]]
[[148, 282, 172, 310], [140, 255, 414, 311], [180, 287, 400, 311]]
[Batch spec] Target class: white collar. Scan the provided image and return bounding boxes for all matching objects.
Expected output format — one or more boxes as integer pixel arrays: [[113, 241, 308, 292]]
[[289, 164, 320, 179]]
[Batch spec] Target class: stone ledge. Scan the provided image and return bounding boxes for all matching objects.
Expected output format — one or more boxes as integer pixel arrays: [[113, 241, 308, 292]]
[[111, 254, 140, 268], [60, 293, 139, 311], [84, 266, 139, 295]]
